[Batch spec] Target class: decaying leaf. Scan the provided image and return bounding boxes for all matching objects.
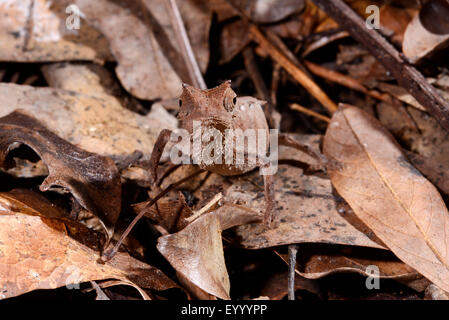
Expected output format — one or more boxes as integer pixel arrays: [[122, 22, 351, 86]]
[[0, 110, 121, 240], [157, 204, 262, 300], [323, 104, 449, 292], [275, 245, 418, 281], [0, 0, 111, 62], [226, 164, 384, 250], [403, 10, 449, 63], [0, 190, 178, 299], [75, 0, 211, 100], [405, 151, 449, 196], [157, 212, 230, 300], [0, 83, 177, 157], [377, 101, 449, 166]]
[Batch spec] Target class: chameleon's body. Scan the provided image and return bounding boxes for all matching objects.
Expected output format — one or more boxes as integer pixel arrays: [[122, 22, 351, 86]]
[[149, 81, 324, 226], [178, 80, 269, 176]]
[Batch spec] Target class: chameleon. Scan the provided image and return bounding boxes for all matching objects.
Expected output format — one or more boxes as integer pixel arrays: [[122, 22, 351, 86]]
[[102, 81, 325, 261], [148, 80, 325, 225]]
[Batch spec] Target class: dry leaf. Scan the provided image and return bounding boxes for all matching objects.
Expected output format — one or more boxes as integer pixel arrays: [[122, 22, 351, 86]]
[[0, 110, 121, 240], [403, 10, 449, 63], [0, 0, 111, 62], [377, 102, 449, 165], [227, 164, 384, 250], [323, 104, 449, 292], [0, 190, 178, 299], [405, 151, 449, 196], [157, 204, 261, 300], [275, 245, 418, 281], [75, 0, 211, 100], [157, 212, 230, 300], [0, 83, 177, 157]]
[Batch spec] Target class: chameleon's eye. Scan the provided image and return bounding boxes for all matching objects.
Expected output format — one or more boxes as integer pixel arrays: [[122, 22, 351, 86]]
[[178, 99, 183, 107]]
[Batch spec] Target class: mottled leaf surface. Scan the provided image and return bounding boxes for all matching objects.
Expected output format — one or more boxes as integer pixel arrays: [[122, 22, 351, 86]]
[[324, 104, 449, 292]]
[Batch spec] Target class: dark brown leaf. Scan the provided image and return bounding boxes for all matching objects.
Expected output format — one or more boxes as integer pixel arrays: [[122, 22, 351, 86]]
[[0, 110, 121, 240]]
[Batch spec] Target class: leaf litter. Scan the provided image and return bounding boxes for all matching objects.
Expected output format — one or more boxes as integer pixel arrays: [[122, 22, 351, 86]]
[[1, 0, 449, 300]]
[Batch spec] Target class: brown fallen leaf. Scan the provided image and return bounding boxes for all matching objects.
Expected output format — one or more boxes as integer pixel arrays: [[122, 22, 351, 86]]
[[157, 212, 229, 300], [157, 204, 262, 300], [0, 83, 177, 157], [377, 102, 449, 166], [403, 3, 449, 63], [0, 0, 111, 62], [275, 245, 418, 281], [0, 110, 121, 240], [323, 104, 449, 292], [405, 151, 449, 197], [0, 190, 178, 299], [75, 0, 211, 100], [227, 164, 384, 250]]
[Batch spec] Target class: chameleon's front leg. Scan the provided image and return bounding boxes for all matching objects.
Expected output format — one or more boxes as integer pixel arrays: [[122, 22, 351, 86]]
[[149, 129, 173, 186]]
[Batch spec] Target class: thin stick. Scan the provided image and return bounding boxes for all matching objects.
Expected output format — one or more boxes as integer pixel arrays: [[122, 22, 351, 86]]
[[290, 103, 331, 123], [185, 192, 223, 223], [249, 25, 338, 114], [288, 244, 298, 300], [164, 0, 206, 89], [101, 169, 205, 261], [312, 0, 449, 132], [304, 61, 389, 102]]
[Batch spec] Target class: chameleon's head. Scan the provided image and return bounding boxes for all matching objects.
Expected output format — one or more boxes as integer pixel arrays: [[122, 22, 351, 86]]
[[177, 80, 236, 133]]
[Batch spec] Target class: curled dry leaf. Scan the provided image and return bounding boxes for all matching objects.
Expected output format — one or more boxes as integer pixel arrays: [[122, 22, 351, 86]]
[[323, 104, 449, 292], [157, 213, 230, 300], [0, 110, 121, 240], [75, 0, 211, 100], [275, 245, 419, 281], [403, 10, 449, 63], [157, 204, 262, 300], [0, 0, 111, 62], [0, 190, 178, 299], [0, 82, 177, 157]]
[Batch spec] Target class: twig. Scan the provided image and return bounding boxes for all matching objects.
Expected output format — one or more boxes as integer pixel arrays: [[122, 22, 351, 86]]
[[249, 25, 338, 114], [311, 0, 449, 132], [185, 192, 223, 223], [288, 244, 298, 300], [89, 281, 110, 300], [164, 0, 206, 89], [304, 61, 389, 102], [101, 169, 205, 261], [290, 103, 331, 123]]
